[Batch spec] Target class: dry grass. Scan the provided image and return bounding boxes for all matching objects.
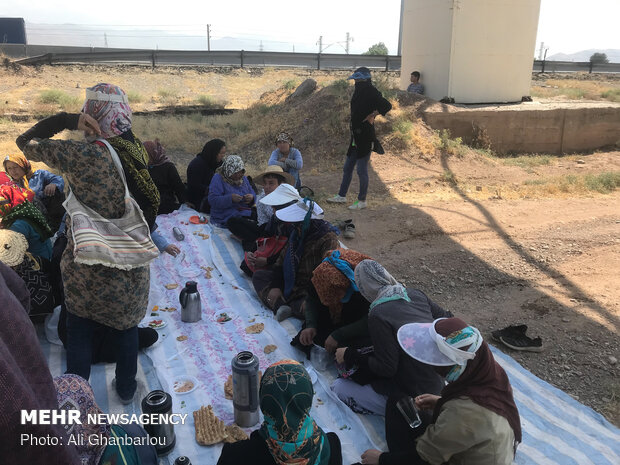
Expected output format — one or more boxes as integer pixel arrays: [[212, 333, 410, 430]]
[[531, 78, 620, 102]]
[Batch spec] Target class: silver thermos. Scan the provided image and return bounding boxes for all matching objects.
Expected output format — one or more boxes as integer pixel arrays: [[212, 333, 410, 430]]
[[179, 281, 201, 323], [141, 390, 176, 456], [232, 351, 260, 427]]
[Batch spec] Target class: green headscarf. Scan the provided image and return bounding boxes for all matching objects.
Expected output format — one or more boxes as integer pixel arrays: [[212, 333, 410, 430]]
[[258, 360, 330, 465]]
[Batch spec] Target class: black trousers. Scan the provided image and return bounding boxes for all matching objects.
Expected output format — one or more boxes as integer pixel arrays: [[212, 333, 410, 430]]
[[227, 214, 263, 252]]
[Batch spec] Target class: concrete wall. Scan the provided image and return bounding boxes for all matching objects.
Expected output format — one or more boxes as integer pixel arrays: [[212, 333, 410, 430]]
[[400, 0, 541, 103], [421, 105, 620, 154]]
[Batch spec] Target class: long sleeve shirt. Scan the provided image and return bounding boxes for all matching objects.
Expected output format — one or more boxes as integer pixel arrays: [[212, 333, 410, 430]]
[[207, 174, 256, 227], [268, 147, 303, 188], [28, 170, 65, 198]]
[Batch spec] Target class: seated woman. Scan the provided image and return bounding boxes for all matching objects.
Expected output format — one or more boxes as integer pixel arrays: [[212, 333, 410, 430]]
[[54, 374, 158, 465], [295, 248, 373, 355], [208, 155, 256, 228], [268, 132, 303, 189], [186, 138, 226, 213], [0, 184, 53, 260], [0, 229, 56, 317], [333, 260, 452, 417], [359, 317, 521, 465], [252, 198, 339, 321], [218, 359, 342, 465], [144, 139, 186, 215], [4, 153, 66, 230]]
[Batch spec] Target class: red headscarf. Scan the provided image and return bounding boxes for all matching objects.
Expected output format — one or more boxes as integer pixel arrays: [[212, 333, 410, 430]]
[[434, 318, 522, 447], [0, 184, 28, 215], [143, 139, 171, 167], [0, 172, 34, 202]]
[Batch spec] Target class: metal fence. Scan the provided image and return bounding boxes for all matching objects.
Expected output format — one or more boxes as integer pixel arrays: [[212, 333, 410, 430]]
[[2, 44, 619, 73]]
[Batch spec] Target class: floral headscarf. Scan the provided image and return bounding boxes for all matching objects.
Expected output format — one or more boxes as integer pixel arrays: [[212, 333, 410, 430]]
[[311, 248, 372, 323], [3, 153, 34, 190], [0, 184, 52, 240], [275, 132, 294, 146], [54, 374, 111, 465], [354, 259, 410, 309], [82, 83, 132, 139], [220, 155, 245, 186], [258, 360, 330, 465], [144, 139, 171, 167], [0, 171, 34, 202]]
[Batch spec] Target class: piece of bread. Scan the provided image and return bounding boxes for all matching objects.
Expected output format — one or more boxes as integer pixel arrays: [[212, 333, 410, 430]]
[[245, 323, 264, 334], [224, 375, 233, 400], [193, 405, 228, 446], [223, 424, 249, 443]]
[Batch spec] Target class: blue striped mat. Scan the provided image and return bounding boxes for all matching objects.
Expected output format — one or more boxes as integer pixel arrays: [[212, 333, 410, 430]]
[[38, 208, 619, 465]]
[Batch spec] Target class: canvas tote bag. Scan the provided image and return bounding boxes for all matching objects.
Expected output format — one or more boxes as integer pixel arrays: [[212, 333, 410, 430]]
[[63, 139, 159, 269]]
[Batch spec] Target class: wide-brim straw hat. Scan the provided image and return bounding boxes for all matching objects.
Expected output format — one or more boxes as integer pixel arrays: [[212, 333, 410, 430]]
[[254, 165, 295, 187], [0, 229, 28, 267]]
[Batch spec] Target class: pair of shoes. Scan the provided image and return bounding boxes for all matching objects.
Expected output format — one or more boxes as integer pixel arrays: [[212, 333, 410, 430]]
[[343, 221, 356, 239], [326, 195, 347, 204], [112, 378, 136, 405], [348, 200, 367, 210], [275, 305, 293, 322], [493, 324, 543, 352]]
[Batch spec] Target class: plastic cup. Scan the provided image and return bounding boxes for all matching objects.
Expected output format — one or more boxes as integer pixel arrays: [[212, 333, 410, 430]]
[[310, 345, 331, 371], [396, 396, 422, 429]]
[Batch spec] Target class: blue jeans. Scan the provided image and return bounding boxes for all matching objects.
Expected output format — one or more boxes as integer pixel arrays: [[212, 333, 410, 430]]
[[66, 311, 138, 399], [338, 149, 371, 201]]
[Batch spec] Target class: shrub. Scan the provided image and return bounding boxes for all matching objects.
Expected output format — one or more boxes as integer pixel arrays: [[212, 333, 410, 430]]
[[37, 89, 80, 109], [127, 91, 144, 103], [601, 89, 620, 102], [283, 80, 298, 91]]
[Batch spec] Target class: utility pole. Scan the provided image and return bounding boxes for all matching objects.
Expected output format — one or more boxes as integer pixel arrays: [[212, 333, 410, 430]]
[[207, 24, 211, 51], [317, 35, 323, 53], [538, 41, 545, 60], [260, 40, 264, 52], [104, 32, 108, 48], [345, 32, 352, 54]]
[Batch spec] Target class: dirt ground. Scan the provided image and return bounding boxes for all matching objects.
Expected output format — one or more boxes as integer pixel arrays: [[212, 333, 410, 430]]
[[309, 151, 620, 426], [1, 63, 618, 425]]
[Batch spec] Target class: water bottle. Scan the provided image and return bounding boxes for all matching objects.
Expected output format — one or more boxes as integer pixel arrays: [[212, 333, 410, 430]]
[[173, 457, 192, 465], [172, 227, 185, 241], [141, 390, 176, 456], [232, 351, 260, 427], [179, 281, 201, 323]]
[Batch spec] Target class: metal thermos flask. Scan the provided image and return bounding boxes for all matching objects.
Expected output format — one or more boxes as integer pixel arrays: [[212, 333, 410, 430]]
[[173, 457, 192, 465], [232, 351, 260, 427], [141, 390, 176, 456], [172, 227, 185, 241], [179, 281, 201, 323]]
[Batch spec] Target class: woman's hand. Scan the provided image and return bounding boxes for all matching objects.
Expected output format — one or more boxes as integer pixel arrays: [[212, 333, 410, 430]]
[[299, 328, 317, 346], [361, 449, 382, 465], [44, 184, 58, 196], [254, 256, 267, 268], [363, 111, 380, 125], [324, 335, 338, 353], [164, 244, 181, 257], [278, 157, 287, 163], [335, 347, 347, 364], [266, 288, 283, 309], [231, 193, 242, 203], [243, 193, 254, 204], [415, 393, 441, 410], [246, 252, 256, 267], [78, 113, 101, 137]]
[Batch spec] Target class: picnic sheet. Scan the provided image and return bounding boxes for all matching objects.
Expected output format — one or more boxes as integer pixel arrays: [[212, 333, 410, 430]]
[[37, 207, 619, 465]]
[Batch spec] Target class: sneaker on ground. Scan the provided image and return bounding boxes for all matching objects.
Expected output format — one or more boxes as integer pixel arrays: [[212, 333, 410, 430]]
[[499, 334, 543, 352], [348, 200, 367, 210], [326, 195, 347, 204], [343, 222, 356, 239], [275, 305, 293, 322], [491, 324, 527, 343]]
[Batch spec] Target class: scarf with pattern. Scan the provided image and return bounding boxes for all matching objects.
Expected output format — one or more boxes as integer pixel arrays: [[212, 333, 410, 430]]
[[0, 184, 52, 241], [258, 360, 330, 465], [3, 153, 35, 191], [220, 155, 245, 186]]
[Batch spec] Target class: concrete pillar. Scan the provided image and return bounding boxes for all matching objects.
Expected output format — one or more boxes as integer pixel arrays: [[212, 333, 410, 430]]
[[400, 0, 541, 103]]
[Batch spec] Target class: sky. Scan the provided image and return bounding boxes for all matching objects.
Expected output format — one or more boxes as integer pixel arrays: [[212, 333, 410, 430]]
[[1, 0, 619, 56]]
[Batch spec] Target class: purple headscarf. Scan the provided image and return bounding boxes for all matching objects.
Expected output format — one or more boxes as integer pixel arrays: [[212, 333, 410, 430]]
[[144, 139, 172, 166], [82, 83, 132, 139]]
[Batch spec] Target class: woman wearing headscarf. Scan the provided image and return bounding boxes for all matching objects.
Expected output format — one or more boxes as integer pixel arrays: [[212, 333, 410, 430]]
[[186, 138, 227, 212], [252, 198, 340, 321], [207, 154, 256, 227], [15, 83, 158, 404], [295, 248, 373, 354], [3, 152, 66, 230], [144, 139, 186, 214], [358, 317, 521, 465], [0, 184, 53, 260], [54, 374, 158, 465], [268, 132, 303, 189], [333, 260, 452, 417], [218, 359, 343, 465]]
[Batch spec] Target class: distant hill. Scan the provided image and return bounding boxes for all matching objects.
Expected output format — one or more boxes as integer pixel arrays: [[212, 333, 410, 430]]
[[547, 49, 620, 63]]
